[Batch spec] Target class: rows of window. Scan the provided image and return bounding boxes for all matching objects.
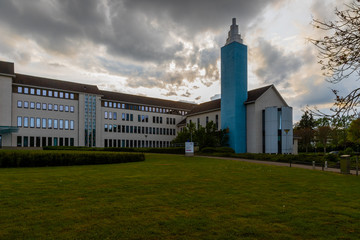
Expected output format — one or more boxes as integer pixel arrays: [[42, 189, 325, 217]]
[[103, 101, 188, 116], [17, 100, 75, 112], [104, 112, 135, 121], [17, 116, 75, 130], [16, 86, 76, 100], [104, 124, 176, 136], [17, 136, 75, 147], [104, 139, 171, 148]]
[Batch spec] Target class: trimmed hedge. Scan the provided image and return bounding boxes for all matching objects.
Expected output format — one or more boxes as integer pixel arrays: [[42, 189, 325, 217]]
[[0, 150, 144, 168], [43, 146, 185, 154]]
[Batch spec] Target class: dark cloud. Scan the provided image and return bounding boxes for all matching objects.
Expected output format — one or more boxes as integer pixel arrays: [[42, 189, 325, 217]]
[[254, 38, 303, 85]]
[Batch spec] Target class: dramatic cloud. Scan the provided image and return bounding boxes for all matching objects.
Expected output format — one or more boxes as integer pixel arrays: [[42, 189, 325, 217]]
[[253, 38, 303, 86]]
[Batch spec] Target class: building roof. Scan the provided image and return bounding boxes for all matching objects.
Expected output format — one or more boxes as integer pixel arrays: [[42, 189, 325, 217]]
[[100, 90, 196, 110], [0, 61, 15, 76], [187, 99, 221, 116], [187, 85, 273, 116], [14, 74, 102, 95], [244, 85, 273, 104], [12, 73, 196, 110]]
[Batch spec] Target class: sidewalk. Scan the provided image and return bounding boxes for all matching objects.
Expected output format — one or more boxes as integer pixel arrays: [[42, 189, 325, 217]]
[[205, 156, 358, 175]]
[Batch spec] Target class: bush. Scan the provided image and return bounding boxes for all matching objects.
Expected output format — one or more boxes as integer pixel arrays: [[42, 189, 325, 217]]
[[44, 146, 184, 154], [324, 153, 339, 162], [0, 150, 144, 168], [200, 147, 235, 154]]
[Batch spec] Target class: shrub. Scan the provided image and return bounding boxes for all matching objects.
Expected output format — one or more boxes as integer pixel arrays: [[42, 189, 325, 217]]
[[324, 153, 339, 162], [0, 150, 144, 168]]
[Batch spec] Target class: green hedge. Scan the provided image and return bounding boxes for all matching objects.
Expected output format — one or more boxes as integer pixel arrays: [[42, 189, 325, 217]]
[[0, 150, 144, 168], [43, 146, 185, 154]]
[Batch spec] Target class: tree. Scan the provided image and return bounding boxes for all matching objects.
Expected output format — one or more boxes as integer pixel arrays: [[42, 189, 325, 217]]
[[294, 111, 316, 152], [347, 118, 360, 145], [171, 121, 228, 149], [310, 1, 360, 117]]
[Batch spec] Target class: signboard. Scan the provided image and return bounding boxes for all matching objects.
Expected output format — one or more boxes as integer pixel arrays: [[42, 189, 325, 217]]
[[185, 142, 194, 156]]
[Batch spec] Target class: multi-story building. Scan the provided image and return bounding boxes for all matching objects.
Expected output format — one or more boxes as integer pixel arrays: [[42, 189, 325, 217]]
[[0, 61, 194, 148]]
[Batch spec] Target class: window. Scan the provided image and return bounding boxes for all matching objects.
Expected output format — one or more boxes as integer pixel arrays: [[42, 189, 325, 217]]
[[17, 86, 23, 93], [122, 113, 125, 120], [59, 105, 64, 112], [160, 117, 162, 124], [54, 91, 58, 98], [24, 117, 29, 128], [109, 124, 112, 132], [206, 116, 209, 124], [130, 114, 133, 121], [36, 118, 41, 128], [24, 101, 29, 108], [122, 103, 125, 109], [104, 124, 108, 132], [17, 101, 22, 108], [59, 120, 64, 129], [65, 120, 69, 130], [117, 103, 121, 108], [59, 92, 64, 98], [42, 90, 47, 96], [54, 119, 58, 129], [138, 115, 141, 122], [48, 90, 53, 97], [48, 104, 53, 111], [17, 136, 22, 147], [114, 112, 117, 120], [70, 120, 74, 130], [24, 87, 29, 94], [17, 116, 22, 127], [36, 89, 41, 95], [109, 112, 112, 120], [30, 102, 35, 109], [48, 119, 52, 129], [65, 92, 69, 99], [70, 106, 74, 112], [42, 118, 47, 129], [70, 93, 74, 99], [36, 103, 41, 110], [65, 105, 69, 112], [104, 111, 108, 119], [42, 103, 47, 110], [109, 102, 113, 108], [30, 117, 35, 128], [54, 104, 58, 111], [126, 113, 130, 121], [104, 101, 108, 107]]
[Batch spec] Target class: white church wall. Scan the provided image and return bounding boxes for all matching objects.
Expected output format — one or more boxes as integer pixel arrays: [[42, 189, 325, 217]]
[[186, 110, 221, 130], [247, 87, 288, 153]]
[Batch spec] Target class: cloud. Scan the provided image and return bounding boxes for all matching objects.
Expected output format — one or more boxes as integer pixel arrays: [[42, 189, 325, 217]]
[[253, 38, 303, 86]]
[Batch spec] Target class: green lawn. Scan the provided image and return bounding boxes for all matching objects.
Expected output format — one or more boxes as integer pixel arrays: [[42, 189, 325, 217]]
[[1, 154, 360, 239]]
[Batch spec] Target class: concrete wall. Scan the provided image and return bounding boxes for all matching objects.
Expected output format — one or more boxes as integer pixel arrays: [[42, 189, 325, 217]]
[[247, 87, 289, 153], [0, 75, 13, 146], [186, 110, 221, 130]]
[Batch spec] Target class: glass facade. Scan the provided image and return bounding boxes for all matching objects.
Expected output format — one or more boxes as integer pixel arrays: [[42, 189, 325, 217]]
[[85, 94, 97, 147]]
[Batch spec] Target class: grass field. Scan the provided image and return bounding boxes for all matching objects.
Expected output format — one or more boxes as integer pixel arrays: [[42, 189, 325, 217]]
[[1, 154, 360, 239]]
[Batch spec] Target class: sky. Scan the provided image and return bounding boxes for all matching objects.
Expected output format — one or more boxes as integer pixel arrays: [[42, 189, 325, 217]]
[[0, 0, 357, 122]]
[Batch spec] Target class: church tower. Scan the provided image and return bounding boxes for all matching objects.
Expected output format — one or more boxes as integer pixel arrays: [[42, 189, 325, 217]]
[[221, 18, 247, 153]]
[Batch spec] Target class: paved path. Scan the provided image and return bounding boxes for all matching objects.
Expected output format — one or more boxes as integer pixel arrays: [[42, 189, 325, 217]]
[[205, 156, 359, 175]]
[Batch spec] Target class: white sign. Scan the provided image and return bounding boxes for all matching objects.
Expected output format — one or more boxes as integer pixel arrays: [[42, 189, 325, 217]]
[[185, 142, 194, 156]]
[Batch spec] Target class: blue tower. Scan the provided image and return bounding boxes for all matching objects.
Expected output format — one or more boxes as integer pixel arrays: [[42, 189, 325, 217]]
[[221, 18, 248, 153]]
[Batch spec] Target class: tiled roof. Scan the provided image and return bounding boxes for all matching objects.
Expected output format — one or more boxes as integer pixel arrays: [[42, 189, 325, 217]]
[[187, 85, 273, 116], [244, 85, 273, 104], [187, 99, 221, 116], [100, 90, 196, 110], [14, 74, 102, 95]]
